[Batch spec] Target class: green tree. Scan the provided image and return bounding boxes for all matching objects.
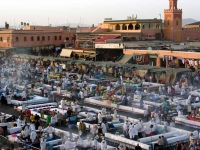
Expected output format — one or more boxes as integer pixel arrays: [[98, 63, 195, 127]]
[[92, 24, 94, 27], [21, 22, 23, 26], [27, 23, 29, 26], [5, 22, 9, 29], [24, 22, 26, 26]]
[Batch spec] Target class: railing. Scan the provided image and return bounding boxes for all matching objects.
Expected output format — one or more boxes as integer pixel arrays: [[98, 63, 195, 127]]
[[0, 135, 40, 150]]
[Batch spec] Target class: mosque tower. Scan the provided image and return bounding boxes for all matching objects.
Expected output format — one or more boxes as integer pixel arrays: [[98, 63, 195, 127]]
[[164, 0, 183, 42]]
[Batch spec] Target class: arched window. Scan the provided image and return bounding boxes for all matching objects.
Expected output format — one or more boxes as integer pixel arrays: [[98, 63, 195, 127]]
[[176, 20, 178, 26], [156, 24, 160, 28], [122, 24, 127, 30], [128, 24, 134, 30], [168, 20, 170, 26], [135, 23, 140, 30], [142, 24, 145, 29], [115, 24, 120, 30]]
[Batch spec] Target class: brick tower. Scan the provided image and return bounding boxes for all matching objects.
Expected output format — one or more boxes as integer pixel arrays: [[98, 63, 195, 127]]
[[164, 0, 183, 42]]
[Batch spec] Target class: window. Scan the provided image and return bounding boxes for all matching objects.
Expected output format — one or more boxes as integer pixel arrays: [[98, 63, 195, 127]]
[[59, 36, 61, 40], [54, 36, 57, 40], [122, 24, 127, 30], [16, 37, 19, 42], [168, 20, 170, 26], [135, 23, 140, 30], [42, 36, 45, 41], [0, 37, 2, 41], [31, 36, 34, 41], [37, 36, 40, 41], [128, 24, 134, 30], [24, 37, 27, 41], [48, 36, 50, 41], [115, 24, 120, 30], [176, 20, 178, 26], [66, 37, 69, 41]]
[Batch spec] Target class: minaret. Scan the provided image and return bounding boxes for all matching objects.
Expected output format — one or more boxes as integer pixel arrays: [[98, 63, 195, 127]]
[[164, 0, 183, 42]]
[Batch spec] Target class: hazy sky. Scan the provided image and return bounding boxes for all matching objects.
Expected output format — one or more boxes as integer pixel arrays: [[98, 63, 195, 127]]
[[0, 0, 199, 27]]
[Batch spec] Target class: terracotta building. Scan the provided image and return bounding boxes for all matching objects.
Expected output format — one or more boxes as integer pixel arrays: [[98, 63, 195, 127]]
[[0, 26, 76, 53]]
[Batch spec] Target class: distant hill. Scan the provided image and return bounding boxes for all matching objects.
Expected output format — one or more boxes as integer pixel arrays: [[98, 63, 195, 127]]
[[182, 18, 198, 27]]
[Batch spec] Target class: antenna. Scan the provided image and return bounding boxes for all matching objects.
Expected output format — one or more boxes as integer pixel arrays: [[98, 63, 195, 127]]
[[159, 14, 161, 19], [79, 17, 81, 27]]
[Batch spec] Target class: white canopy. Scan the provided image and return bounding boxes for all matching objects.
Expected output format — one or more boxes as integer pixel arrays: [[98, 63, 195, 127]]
[[60, 49, 73, 57]]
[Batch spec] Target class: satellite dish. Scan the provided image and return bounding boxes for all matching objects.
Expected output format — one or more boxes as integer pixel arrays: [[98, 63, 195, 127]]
[[147, 47, 152, 50]]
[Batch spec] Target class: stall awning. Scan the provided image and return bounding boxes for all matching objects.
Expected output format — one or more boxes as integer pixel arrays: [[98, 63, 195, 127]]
[[60, 49, 72, 57]]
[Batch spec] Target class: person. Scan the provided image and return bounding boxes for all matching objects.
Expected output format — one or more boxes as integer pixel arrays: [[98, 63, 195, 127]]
[[85, 112, 93, 122], [137, 118, 143, 130], [34, 114, 40, 122], [113, 109, 118, 119], [118, 144, 125, 150], [189, 133, 194, 144], [135, 143, 142, 150], [123, 121, 129, 138], [78, 121, 85, 133], [50, 114, 57, 126], [146, 109, 151, 121], [98, 112, 103, 123], [22, 90, 26, 101], [30, 114, 35, 123], [140, 99, 143, 109], [76, 136, 83, 148], [101, 140, 107, 150], [46, 124, 54, 135], [186, 96, 191, 106], [65, 138, 73, 150], [30, 129, 37, 143], [35, 120, 40, 130], [1, 116, 6, 123], [40, 137, 46, 150], [101, 121, 107, 135], [24, 125, 31, 138], [101, 107, 106, 115], [79, 90, 84, 102], [189, 138, 195, 150], [123, 94, 128, 106], [21, 127, 26, 139], [162, 135, 168, 146], [129, 125, 135, 140], [195, 140, 200, 150], [157, 136, 164, 146], [1, 93, 6, 105], [181, 143, 186, 150], [93, 137, 100, 150], [84, 137, 93, 148], [196, 96, 200, 103], [67, 108, 72, 122], [61, 98, 65, 108], [175, 141, 181, 150]]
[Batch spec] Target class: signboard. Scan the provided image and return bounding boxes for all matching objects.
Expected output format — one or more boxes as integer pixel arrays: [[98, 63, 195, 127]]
[[3, 40, 7, 43], [95, 44, 124, 49]]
